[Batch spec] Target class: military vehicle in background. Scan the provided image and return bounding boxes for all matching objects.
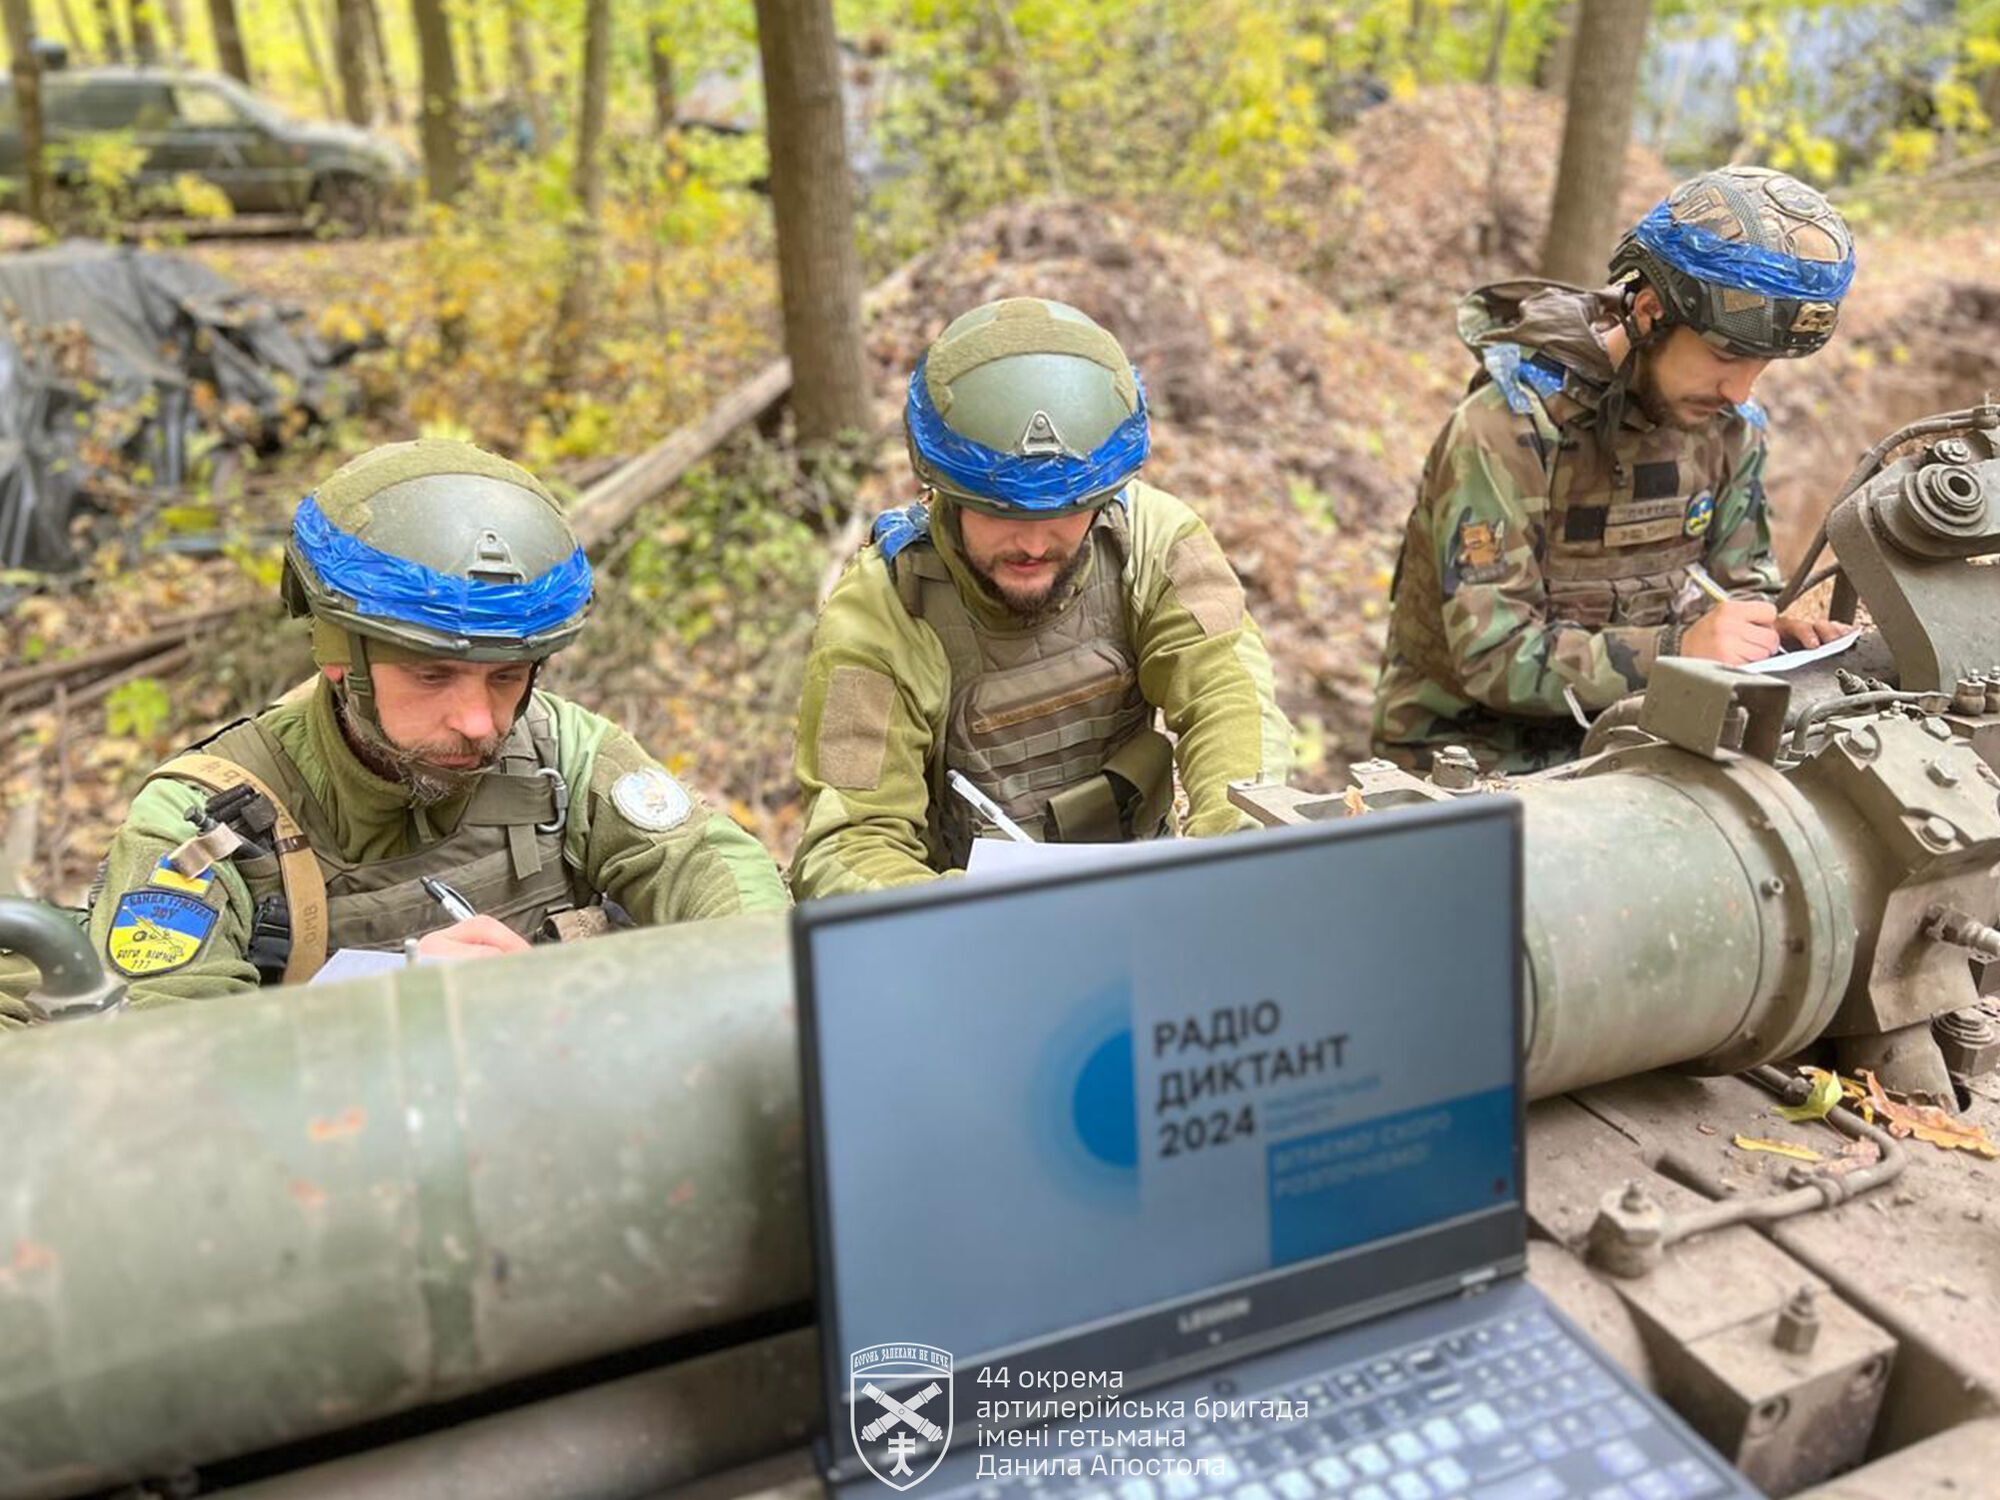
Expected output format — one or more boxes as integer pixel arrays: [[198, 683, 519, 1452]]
[[2, 405, 1999, 1499], [0, 63, 415, 232]]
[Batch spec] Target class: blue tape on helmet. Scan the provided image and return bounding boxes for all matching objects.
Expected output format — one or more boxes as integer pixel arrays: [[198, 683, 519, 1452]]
[[906, 357, 1150, 512], [1633, 201, 1855, 302], [872, 500, 931, 563], [292, 495, 593, 640]]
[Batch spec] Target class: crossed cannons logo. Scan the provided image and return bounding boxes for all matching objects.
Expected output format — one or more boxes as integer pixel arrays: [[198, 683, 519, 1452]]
[[851, 1343, 954, 1490]]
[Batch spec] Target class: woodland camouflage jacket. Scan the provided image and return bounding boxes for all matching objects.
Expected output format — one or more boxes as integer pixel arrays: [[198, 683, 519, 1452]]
[[1371, 281, 1784, 772]]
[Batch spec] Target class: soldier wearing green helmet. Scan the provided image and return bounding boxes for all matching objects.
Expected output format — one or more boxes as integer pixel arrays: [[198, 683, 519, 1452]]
[[85, 439, 787, 1007], [1372, 165, 1860, 774], [791, 296, 1292, 897]]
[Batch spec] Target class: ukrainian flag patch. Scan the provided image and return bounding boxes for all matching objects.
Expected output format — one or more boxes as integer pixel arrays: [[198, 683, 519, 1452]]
[[107, 887, 218, 977]]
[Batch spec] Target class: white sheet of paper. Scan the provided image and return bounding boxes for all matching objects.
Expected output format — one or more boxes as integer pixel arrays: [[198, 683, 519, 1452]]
[[962, 837, 1155, 880], [310, 946, 409, 985], [1738, 630, 1863, 675]]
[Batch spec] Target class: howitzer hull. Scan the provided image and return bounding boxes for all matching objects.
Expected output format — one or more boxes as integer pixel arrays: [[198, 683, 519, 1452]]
[[0, 913, 808, 1499]]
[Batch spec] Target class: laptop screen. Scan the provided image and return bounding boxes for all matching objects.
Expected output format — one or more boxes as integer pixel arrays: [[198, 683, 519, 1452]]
[[798, 800, 1523, 1448]]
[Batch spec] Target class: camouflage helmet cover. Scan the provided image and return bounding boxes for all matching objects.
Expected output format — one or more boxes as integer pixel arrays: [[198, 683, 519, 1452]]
[[904, 297, 1150, 516], [282, 439, 594, 666], [1608, 166, 1855, 359]]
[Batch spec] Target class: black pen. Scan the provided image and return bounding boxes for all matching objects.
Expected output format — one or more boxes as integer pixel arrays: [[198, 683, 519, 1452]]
[[420, 876, 478, 923]]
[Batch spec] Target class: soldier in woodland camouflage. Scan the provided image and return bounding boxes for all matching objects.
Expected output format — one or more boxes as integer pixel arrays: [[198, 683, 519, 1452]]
[[1373, 166, 1858, 772]]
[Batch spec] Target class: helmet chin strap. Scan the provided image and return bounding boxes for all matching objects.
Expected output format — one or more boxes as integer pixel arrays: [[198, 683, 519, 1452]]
[[1600, 283, 1672, 444]]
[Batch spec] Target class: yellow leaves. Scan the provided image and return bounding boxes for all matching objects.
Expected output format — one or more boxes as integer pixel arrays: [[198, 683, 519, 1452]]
[[1861, 1070, 2000, 1159], [1733, 1135, 1824, 1163], [1775, 1067, 1842, 1123], [171, 174, 235, 222], [316, 304, 372, 345]]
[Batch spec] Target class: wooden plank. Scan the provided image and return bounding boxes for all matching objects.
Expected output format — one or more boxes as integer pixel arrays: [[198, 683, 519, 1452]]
[[569, 358, 794, 551], [565, 256, 922, 553]]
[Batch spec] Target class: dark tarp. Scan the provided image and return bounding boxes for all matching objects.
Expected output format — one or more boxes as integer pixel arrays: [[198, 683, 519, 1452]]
[[0, 239, 338, 570]]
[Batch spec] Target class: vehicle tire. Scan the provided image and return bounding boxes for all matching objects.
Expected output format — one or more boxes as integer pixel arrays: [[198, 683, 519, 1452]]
[[310, 173, 381, 237]]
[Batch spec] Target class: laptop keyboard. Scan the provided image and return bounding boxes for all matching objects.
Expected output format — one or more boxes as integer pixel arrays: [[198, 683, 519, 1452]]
[[963, 1308, 1732, 1500]]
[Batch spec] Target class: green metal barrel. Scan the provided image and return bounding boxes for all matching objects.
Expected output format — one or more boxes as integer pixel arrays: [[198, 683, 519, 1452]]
[[0, 913, 807, 1499]]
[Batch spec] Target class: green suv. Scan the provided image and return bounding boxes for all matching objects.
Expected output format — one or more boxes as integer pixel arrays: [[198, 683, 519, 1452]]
[[0, 66, 415, 229]]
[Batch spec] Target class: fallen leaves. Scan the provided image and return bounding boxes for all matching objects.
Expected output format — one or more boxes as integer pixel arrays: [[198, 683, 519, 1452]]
[[1733, 1135, 1825, 1163], [1861, 1070, 2000, 1160], [1776, 1067, 1843, 1123]]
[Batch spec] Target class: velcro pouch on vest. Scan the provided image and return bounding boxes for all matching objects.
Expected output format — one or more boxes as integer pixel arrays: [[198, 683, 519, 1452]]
[[1045, 727, 1173, 844], [1547, 582, 1615, 629]]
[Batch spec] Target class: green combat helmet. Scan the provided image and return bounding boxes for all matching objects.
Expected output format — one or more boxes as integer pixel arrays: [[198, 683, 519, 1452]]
[[1609, 165, 1856, 359], [902, 297, 1150, 517], [279, 439, 594, 729]]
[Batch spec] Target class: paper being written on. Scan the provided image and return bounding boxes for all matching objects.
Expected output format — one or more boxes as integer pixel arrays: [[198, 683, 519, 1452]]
[[1739, 630, 1863, 675], [963, 836, 1160, 880], [310, 946, 409, 984]]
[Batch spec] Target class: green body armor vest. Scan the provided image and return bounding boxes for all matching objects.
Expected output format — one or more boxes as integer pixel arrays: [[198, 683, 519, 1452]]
[[893, 507, 1173, 869], [152, 698, 582, 980]]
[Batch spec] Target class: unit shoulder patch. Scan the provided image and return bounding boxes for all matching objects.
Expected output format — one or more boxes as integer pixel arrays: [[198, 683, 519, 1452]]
[[106, 886, 219, 977], [1683, 490, 1716, 538], [610, 766, 694, 833]]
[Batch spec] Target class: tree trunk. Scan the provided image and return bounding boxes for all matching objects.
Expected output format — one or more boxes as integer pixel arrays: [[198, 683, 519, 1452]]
[[410, 0, 461, 204], [333, 0, 371, 123], [1533, 1, 1579, 94], [92, 0, 121, 60], [504, 0, 543, 144], [2, 0, 49, 228], [1539, 0, 1652, 286], [547, 0, 610, 394], [125, 0, 157, 62], [648, 22, 676, 134], [204, 0, 249, 83], [752, 0, 870, 444], [50, 0, 87, 58], [286, 0, 338, 116], [460, 4, 489, 101], [158, 0, 185, 57], [360, 0, 400, 124]]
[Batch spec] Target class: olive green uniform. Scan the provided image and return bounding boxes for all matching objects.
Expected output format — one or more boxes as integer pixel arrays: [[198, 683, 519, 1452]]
[[90, 679, 787, 1007], [793, 481, 1292, 899], [1371, 282, 1784, 773]]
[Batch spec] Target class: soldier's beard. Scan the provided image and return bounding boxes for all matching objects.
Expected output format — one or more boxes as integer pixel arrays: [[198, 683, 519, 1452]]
[[338, 695, 508, 806], [968, 539, 1093, 620], [1632, 351, 1729, 433]]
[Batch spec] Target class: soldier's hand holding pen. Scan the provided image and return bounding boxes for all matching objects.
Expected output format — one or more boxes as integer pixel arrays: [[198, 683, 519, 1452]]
[[1679, 563, 1854, 666], [413, 878, 530, 961]]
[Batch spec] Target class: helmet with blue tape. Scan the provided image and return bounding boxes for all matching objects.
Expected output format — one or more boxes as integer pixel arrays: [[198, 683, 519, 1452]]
[[1609, 166, 1854, 360], [904, 297, 1149, 517], [281, 440, 593, 722]]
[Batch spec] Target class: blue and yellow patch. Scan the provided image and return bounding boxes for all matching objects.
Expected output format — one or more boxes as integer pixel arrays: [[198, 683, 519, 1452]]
[[106, 887, 218, 978], [1683, 491, 1716, 538], [149, 854, 216, 898]]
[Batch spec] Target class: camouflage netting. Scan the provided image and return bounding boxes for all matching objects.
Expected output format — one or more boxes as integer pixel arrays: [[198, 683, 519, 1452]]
[[0, 240, 343, 570]]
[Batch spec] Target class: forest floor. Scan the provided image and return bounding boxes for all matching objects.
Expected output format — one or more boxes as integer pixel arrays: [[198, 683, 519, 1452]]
[[6, 84, 2000, 902]]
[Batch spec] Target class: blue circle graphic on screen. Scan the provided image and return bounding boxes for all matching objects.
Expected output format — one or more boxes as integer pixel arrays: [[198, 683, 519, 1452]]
[[1029, 982, 1139, 1207], [1072, 1029, 1138, 1168]]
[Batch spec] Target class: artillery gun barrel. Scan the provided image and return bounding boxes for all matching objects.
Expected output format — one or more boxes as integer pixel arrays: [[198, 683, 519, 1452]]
[[2, 675, 1994, 1493], [0, 913, 807, 1499]]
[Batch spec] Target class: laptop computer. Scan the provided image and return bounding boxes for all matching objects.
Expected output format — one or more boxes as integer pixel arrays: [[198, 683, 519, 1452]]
[[793, 798, 1754, 1500]]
